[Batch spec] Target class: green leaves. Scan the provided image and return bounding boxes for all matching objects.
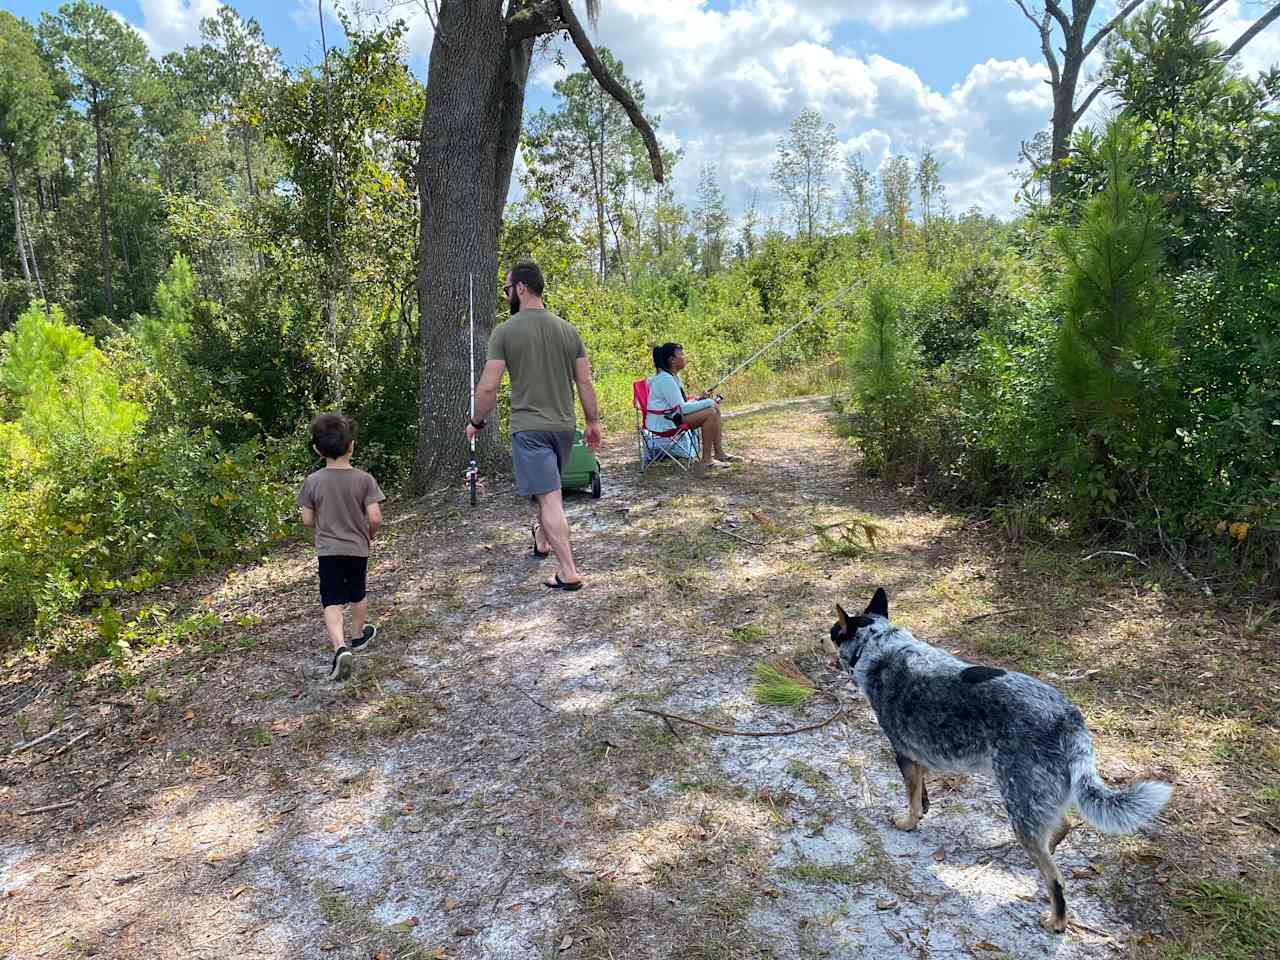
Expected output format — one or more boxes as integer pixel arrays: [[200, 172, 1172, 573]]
[[1052, 119, 1175, 514], [0, 301, 145, 455], [0, 11, 56, 169]]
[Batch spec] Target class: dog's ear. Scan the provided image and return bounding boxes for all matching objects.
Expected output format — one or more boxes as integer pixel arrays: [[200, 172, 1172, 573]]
[[835, 604, 850, 632], [864, 587, 888, 619]]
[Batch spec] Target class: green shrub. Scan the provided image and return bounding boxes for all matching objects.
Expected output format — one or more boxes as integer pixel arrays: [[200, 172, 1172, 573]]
[[0, 298, 292, 640], [842, 277, 935, 479], [0, 426, 290, 634], [1052, 120, 1177, 523]]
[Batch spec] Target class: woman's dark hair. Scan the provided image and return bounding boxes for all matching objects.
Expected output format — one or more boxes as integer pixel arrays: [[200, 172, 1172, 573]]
[[310, 413, 357, 459], [653, 342, 682, 373]]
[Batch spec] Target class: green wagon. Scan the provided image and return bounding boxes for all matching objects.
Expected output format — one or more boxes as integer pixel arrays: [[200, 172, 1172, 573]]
[[560, 428, 602, 498]]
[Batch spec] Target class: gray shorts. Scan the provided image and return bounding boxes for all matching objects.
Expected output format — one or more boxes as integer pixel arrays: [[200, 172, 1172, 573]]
[[512, 430, 575, 497]]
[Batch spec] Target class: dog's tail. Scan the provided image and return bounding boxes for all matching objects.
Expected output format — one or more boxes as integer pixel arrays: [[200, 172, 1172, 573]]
[[1069, 731, 1172, 834]]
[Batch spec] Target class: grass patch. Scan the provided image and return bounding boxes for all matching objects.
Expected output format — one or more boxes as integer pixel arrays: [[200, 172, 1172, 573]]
[[968, 627, 1039, 665], [751, 660, 815, 706], [313, 882, 432, 959], [244, 723, 272, 748], [729, 624, 767, 645], [784, 760, 830, 794], [366, 696, 430, 742], [814, 519, 887, 558], [782, 857, 872, 888], [1165, 877, 1280, 960], [1253, 785, 1280, 821]]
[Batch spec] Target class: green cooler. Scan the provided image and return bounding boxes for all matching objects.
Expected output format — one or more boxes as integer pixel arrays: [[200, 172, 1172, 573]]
[[560, 428, 602, 498]]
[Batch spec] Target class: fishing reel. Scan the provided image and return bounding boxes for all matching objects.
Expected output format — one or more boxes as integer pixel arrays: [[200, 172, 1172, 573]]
[[464, 462, 480, 505]]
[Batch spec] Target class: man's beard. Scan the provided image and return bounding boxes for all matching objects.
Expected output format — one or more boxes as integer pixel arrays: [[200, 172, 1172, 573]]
[[509, 293, 520, 314]]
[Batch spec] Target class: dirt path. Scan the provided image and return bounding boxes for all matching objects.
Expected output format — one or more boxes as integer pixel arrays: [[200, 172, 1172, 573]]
[[3, 398, 1275, 959]]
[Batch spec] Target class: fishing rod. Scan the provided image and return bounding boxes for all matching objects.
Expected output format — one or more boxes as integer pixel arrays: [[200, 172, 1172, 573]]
[[467, 273, 478, 507], [703, 278, 865, 396]]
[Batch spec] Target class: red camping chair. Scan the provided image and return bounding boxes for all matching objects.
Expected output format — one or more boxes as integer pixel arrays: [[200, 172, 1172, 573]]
[[632, 378, 701, 473]]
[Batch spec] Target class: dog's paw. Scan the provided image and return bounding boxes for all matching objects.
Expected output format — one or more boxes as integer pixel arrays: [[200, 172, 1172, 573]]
[[892, 814, 920, 831], [1039, 912, 1066, 934]]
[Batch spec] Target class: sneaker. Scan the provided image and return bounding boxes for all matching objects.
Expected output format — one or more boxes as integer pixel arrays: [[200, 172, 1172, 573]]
[[349, 625, 377, 653], [327, 646, 353, 681]]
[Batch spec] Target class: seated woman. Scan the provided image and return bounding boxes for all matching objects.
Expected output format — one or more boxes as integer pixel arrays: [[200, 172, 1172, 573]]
[[646, 342, 739, 470]]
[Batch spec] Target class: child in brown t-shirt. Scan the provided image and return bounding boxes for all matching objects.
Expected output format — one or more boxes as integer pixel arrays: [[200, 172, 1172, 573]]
[[298, 414, 386, 681]]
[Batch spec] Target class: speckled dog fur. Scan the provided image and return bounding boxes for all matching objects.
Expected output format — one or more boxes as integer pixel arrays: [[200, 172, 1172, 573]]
[[829, 588, 1172, 933]]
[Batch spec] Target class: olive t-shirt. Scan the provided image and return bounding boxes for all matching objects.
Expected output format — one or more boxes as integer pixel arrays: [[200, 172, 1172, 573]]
[[486, 308, 587, 433], [297, 467, 385, 557]]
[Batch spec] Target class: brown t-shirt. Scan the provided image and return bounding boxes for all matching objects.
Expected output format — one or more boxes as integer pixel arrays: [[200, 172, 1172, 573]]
[[297, 467, 385, 557], [487, 308, 587, 433]]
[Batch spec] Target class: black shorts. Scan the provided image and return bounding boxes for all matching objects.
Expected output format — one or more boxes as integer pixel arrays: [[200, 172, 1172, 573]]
[[317, 556, 368, 608]]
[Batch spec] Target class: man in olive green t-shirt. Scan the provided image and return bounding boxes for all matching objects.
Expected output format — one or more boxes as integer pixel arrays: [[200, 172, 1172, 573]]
[[466, 259, 602, 592]]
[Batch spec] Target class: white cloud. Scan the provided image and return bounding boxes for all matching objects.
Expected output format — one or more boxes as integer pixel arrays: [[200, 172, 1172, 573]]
[[1207, 0, 1280, 77], [125, 0, 222, 57], [802, 0, 969, 31], [533, 2, 1049, 219]]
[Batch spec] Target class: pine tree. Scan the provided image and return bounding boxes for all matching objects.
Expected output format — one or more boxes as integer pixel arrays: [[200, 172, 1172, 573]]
[[694, 162, 729, 277], [1054, 119, 1173, 506]]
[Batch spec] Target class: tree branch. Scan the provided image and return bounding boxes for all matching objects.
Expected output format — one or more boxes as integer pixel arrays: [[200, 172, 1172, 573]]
[[1083, 0, 1147, 60], [1223, 3, 1280, 61], [506, 0, 564, 44], [559, 0, 664, 183], [1073, 79, 1107, 122], [1042, 0, 1073, 35], [1016, 3, 1062, 86], [494, 38, 534, 224], [1013, 0, 1043, 30]]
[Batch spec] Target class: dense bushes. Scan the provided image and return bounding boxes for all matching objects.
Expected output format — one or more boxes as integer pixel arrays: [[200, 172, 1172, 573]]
[[1, 237, 850, 643], [0, 295, 293, 638], [839, 114, 1278, 590]]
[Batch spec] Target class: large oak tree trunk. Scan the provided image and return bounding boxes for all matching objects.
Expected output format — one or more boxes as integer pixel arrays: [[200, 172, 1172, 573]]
[[410, 0, 662, 494], [411, 3, 533, 493]]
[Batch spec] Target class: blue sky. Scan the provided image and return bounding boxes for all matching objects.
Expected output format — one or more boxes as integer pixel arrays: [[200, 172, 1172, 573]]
[[9, 1, 1279, 219]]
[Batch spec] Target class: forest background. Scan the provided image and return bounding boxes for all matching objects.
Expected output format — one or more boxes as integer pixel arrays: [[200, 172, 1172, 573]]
[[0, 0, 1277, 651]]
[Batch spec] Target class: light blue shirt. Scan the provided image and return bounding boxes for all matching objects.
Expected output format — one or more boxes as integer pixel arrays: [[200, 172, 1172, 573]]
[[645, 370, 712, 433]]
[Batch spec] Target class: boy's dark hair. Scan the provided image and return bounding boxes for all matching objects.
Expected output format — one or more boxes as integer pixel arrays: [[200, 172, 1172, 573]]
[[311, 413, 356, 459], [508, 259, 545, 296], [653, 342, 682, 373]]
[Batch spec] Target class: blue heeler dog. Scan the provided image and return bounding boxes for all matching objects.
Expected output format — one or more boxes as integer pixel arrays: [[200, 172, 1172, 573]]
[[829, 588, 1172, 933]]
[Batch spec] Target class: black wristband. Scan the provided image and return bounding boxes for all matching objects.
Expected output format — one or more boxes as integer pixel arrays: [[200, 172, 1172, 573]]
[[470, 417, 486, 429]]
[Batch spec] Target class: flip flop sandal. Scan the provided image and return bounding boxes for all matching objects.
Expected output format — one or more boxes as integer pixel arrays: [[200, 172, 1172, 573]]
[[545, 574, 583, 591], [531, 524, 550, 559]]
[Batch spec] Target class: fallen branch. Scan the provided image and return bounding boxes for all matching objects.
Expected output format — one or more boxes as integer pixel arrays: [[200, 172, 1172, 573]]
[[1170, 553, 1213, 598], [634, 704, 844, 738], [771, 520, 882, 547], [1081, 549, 1147, 565], [35, 728, 95, 764], [489, 865, 519, 917], [1155, 508, 1213, 598], [710, 525, 764, 546], [961, 608, 1036, 625], [9, 723, 69, 755], [18, 799, 78, 817], [505, 681, 554, 713]]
